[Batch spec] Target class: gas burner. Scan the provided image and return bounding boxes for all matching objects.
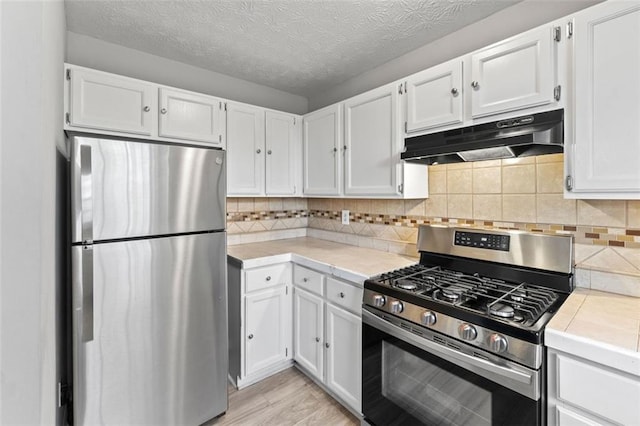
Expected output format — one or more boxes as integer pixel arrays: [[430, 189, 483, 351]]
[[489, 302, 515, 318], [395, 279, 418, 291], [510, 290, 527, 303]]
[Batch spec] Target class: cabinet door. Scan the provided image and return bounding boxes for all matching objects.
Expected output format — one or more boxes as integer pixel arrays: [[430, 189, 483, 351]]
[[293, 288, 324, 380], [325, 304, 361, 412], [344, 83, 400, 196], [245, 287, 291, 376], [227, 102, 265, 196], [470, 26, 555, 118], [158, 88, 223, 146], [303, 104, 342, 195], [266, 111, 299, 195], [69, 67, 155, 136], [406, 59, 463, 132], [569, 2, 640, 196]]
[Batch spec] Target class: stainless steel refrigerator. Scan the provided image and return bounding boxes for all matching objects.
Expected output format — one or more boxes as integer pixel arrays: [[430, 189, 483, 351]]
[[70, 135, 228, 425]]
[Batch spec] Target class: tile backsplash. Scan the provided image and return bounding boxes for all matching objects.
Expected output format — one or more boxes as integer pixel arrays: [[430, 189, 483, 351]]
[[226, 154, 640, 294]]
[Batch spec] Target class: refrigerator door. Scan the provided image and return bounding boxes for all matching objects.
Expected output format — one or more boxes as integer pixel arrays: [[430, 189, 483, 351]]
[[71, 136, 226, 244], [72, 232, 228, 425]]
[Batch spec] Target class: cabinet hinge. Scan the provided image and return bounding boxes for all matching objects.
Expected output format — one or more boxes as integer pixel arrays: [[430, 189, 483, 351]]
[[565, 175, 573, 191], [554, 85, 561, 101], [286, 286, 288, 295], [398, 83, 403, 95], [404, 121, 408, 133], [224, 102, 228, 111], [219, 101, 222, 110], [553, 26, 561, 42], [219, 134, 222, 143], [285, 347, 288, 357], [404, 82, 407, 93], [293, 117, 296, 125], [567, 21, 573, 39], [65, 112, 70, 125], [65, 69, 71, 80], [398, 183, 404, 194], [57, 382, 70, 408]]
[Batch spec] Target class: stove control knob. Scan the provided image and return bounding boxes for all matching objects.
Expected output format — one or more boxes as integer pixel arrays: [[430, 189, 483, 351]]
[[489, 333, 509, 353], [421, 311, 437, 326], [458, 323, 477, 341], [372, 295, 386, 308], [389, 300, 404, 314]]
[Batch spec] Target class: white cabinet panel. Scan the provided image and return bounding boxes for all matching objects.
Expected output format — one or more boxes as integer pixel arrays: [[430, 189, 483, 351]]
[[556, 406, 607, 426], [303, 104, 342, 195], [293, 288, 324, 380], [227, 102, 265, 196], [325, 303, 361, 412], [344, 83, 400, 196], [406, 59, 464, 132], [471, 26, 555, 118], [158, 88, 223, 146], [245, 263, 290, 293], [266, 111, 298, 195], [326, 276, 362, 314], [567, 2, 640, 197], [69, 67, 155, 136], [245, 287, 290, 376]]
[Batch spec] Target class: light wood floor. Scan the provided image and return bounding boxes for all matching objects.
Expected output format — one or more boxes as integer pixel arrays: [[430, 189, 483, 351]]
[[205, 367, 359, 426]]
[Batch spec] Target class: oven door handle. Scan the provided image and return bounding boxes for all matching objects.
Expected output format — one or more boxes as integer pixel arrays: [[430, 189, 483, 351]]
[[363, 309, 539, 399]]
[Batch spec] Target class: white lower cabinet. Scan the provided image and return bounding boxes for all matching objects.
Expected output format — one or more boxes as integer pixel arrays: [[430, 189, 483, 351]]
[[547, 348, 640, 426], [293, 265, 362, 413]]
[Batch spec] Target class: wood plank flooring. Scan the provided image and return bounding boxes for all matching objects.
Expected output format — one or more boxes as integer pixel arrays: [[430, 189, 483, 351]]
[[205, 367, 359, 426]]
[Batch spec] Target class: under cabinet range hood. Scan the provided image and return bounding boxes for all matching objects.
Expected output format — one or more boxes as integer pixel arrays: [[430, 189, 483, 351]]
[[402, 109, 564, 165]]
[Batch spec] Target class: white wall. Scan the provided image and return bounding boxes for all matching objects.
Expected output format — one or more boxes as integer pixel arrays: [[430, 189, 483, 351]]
[[0, 1, 66, 424], [67, 31, 309, 115], [308, 0, 602, 110]]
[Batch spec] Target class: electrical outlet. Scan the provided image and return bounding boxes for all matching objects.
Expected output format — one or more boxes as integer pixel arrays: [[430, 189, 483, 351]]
[[341, 210, 350, 225]]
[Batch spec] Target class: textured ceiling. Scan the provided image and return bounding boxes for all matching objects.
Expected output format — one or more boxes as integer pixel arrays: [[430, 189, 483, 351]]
[[65, 0, 521, 98]]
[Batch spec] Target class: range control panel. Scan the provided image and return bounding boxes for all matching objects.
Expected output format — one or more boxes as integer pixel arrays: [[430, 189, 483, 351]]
[[454, 231, 510, 251]]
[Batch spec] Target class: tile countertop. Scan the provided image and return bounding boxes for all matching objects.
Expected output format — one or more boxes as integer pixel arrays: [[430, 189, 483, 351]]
[[227, 237, 417, 283], [546, 288, 640, 376]]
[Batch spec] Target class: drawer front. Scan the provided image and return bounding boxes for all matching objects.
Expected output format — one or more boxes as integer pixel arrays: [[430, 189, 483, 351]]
[[245, 263, 291, 293], [293, 264, 324, 296], [326, 277, 362, 315], [556, 353, 640, 426]]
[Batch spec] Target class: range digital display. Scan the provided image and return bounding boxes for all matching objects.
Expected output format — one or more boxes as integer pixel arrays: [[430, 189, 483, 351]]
[[454, 231, 510, 251]]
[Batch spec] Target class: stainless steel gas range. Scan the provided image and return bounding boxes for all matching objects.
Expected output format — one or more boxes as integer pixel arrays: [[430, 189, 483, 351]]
[[362, 225, 574, 426]]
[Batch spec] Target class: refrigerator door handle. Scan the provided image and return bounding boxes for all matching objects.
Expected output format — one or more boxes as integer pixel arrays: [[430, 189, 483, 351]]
[[80, 144, 93, 244], [81, 246, 94, 342]]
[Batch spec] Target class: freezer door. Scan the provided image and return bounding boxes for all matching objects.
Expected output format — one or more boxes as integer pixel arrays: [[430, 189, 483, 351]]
[[72, 232, 228, 425], [71, 136, 226, 244]]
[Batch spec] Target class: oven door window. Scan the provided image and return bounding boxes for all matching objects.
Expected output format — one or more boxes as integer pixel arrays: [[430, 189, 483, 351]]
[[363, 323, 541, 426]]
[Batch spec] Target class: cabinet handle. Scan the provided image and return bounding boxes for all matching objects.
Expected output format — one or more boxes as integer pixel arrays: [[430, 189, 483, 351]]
[[160, 107, 167, 114], [248, 334, 254, 339], [451, 88, 459, 96], [267, 150, 272, 155], [303, 278, 309, 282], [266, 276, 271, 281], [315, 337, 320, 342], [339, 292, 345, 298], [256, 149, 261, 154], [325, 342, 330, 348], [143, 106, 150, 112], [471, 81, 480, 90]]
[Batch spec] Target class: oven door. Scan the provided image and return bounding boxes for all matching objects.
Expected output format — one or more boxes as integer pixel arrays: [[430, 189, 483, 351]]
[[362, 308, 544, 426]]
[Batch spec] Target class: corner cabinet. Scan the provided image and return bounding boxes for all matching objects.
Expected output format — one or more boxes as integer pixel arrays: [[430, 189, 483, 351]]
[[303, 104, 343, 196], [228, 261, 293, 389], [292, 265, 362, 413], [564, 1, 640, 199]]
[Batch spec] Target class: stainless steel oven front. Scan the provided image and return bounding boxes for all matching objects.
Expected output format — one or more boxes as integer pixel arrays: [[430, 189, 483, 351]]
[[362, 307, 545, 426]]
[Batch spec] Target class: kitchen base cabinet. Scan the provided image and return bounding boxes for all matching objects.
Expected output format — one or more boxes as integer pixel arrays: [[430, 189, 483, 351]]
[[547, 348, 640, 426], [228, 261, 293, 389], [293, 287, 324, 379]]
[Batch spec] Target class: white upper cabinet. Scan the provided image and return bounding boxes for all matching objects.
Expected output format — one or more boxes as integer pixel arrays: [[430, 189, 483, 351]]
[[470, 26, 556, 118], [406, 59, 464, 133], [68, 67, 156, 136], [158, 88, 224, 147], [226, 102, 265, 196], [565, 1, 640, 198], [265, 111, 300, 196], [303, 104, 342, 196], [344, 83, 400, 196]]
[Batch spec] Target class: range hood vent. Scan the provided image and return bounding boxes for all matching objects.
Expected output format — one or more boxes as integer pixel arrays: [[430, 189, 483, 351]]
[[402, 109, 564, 165]]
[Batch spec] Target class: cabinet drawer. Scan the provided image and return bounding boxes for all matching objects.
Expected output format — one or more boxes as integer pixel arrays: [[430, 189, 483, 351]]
[[293, 265, 324, 296], [245, 263, 290, 293], [326, 277, 362, 314], [555, 353, 640, 426]]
